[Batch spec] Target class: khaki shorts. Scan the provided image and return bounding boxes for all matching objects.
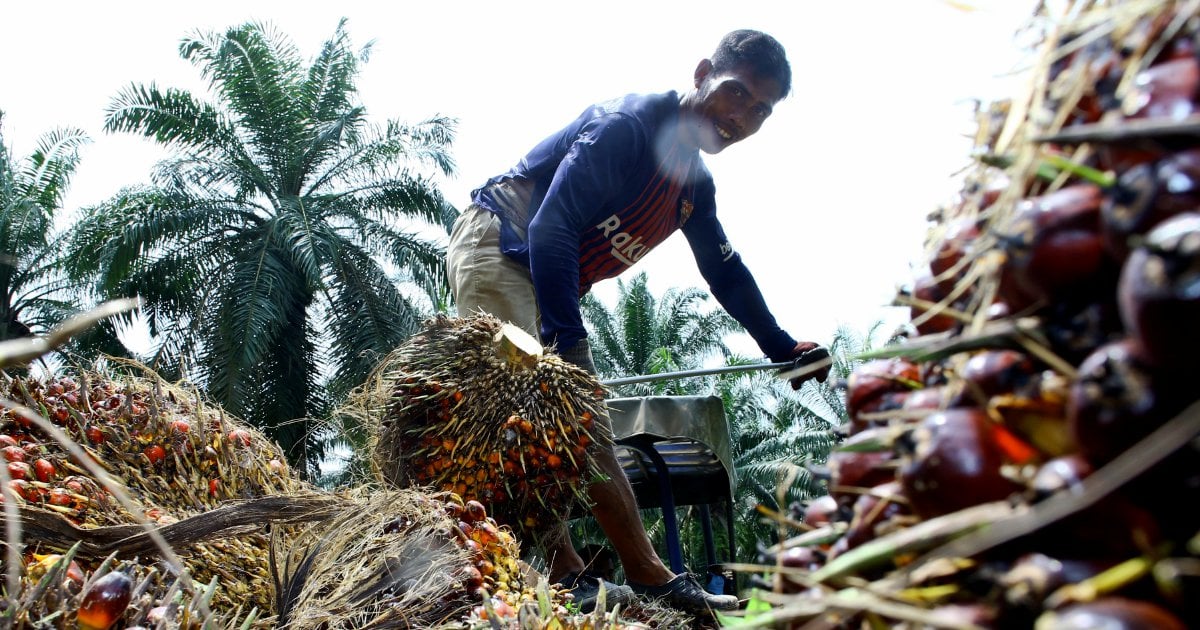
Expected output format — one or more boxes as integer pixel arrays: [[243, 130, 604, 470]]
[[446, 204, 541, 339], [445, 205, 612, 446]]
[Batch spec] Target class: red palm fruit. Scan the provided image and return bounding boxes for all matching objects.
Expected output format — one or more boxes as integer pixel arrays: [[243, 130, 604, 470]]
[[845, 358, 920, 431], [900, 408, 1027, 519], [84, 425, 104, 444], [1023, 454, 1161, 559], [901, 383, 968, 414], [826, 428, 897, 508], [2, 445, 26, 463], [909, 270, 961, 336], [801, 494, 839, 529], [959, 350, 1036, 398], [33, 458, 55, 482], [143, 445, 166, 465], [1102, 149, 1200, 262], [929, 216, 982, 293], [77, 571, 133, 630], [1117, 212, 1200, 369], [7, 461, 33, 480], [843, 481, 909, 550], [464, 500, 487, 523], [998, 184, 1110, 310], [1068, 338, 1189, 466], [227, 429, 253, 447], [774, 546, 822, 594], [1128, 55, 1200, 120], [1099, 55, 1200, 173], [1034, 597, 1187, 630], [999, 553, 1110, 607]]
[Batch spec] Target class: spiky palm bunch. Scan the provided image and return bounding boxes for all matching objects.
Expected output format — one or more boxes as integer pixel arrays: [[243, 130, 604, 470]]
[[62, 20, 458, 471]]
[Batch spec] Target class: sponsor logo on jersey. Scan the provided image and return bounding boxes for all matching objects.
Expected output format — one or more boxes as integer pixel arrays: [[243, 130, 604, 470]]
[[596, 215, 650, 266]]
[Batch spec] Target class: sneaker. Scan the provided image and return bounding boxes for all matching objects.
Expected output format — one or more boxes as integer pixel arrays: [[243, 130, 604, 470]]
[[628, 573, 739, 614], [559, 571, 635, 613]]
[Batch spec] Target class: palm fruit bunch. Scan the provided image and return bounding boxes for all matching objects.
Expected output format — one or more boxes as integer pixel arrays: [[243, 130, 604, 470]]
[[748, 2, 1200, 628], [272, 487, 582, 629], [0, 366, 306, 626], [7, 552, 267, 629], [359, 313, 606, 540]]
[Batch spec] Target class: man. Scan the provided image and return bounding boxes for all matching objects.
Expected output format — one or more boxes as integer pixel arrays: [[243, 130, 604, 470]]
[[446, 29, 828, 614]]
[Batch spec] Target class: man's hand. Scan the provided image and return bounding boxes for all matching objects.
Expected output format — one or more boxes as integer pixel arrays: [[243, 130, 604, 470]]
[[787, 341, 831, 390]]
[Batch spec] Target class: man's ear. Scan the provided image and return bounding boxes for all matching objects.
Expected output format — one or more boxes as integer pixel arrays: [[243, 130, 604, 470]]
[[693, 59, 714, 87]]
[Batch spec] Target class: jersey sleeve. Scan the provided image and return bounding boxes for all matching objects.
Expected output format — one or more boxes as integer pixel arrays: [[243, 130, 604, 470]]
[[681, 191, 799, 362], [527, 114, 643, 351]]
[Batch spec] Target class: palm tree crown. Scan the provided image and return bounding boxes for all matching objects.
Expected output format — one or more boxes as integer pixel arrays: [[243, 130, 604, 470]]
[[582, 272, 740, 396], [0, 112, 90, 348], [63, 20, 458, 471]]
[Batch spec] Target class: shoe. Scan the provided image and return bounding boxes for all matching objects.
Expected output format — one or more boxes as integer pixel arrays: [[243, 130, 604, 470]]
[[628, 573, 739, 614], [558, 571, 635, 613]]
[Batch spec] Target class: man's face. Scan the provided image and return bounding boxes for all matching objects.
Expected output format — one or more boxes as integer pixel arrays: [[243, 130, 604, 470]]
[[682, 60, 784, 154]]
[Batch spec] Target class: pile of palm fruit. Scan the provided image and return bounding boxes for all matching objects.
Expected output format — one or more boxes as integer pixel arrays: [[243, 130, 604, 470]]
[[1, 366, 306, 625], [1, 351, 678, 627], [0, 365, 581, 629], [354, 313, 607, 541], [745, 2, 1200, 628]]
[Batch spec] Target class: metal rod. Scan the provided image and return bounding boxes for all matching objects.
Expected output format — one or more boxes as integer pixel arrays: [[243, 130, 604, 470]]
[[600, 361, 791, 387]]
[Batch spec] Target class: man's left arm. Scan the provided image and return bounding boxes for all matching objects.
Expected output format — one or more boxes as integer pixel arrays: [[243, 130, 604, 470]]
[[682, 212, 829, 388]]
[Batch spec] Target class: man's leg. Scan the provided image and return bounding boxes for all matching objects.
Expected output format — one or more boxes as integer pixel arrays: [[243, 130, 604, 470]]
[[585, 436, 675, 586], [446, 208, 734, 611], [446, 205, 588, 580]]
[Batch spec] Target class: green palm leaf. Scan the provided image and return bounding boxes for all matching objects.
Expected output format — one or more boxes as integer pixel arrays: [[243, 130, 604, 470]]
[[64, 21, 457, 474]]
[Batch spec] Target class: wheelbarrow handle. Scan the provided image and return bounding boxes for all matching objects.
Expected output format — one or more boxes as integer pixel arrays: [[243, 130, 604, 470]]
[[600, 352, 825, 388]]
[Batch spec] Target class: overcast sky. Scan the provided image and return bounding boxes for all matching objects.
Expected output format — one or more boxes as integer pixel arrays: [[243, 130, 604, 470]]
[[2, 1, 1038, 358]]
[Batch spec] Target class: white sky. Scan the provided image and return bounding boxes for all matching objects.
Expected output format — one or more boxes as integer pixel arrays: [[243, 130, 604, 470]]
[[2, 1, 1038, 358]]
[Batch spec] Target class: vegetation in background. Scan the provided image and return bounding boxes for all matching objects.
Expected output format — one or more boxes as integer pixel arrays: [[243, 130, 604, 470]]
[[0, 113, 128, 366], [60, 20, 457, 473]]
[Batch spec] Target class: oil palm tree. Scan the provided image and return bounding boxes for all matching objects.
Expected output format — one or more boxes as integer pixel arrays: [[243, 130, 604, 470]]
[[582, 272, 740, 396], [0, 113, 115, 360], [63, 20, 457, 472]]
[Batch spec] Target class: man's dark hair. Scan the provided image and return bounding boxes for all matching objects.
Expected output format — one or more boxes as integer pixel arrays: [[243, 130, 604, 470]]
[[711, 30, 792, 97]]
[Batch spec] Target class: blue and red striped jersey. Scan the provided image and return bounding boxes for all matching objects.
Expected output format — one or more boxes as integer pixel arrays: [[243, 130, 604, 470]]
[[471, 91, 797, 361]]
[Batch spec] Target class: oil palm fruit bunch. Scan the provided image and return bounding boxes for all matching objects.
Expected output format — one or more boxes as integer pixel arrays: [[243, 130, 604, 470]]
[[1, 367, 306, 624], [272, 487, 580, 629], [357, 314, 606, 541], [751, 2, 1198, 628], [2, 545, 268, 628]]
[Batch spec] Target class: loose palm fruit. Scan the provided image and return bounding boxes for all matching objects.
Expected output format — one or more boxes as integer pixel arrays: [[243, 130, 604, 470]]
[[843, 481, 910, 550], [998, 184, 1110, 309], [845, 358, 920, 432], [900, 408, 1027, 519], [77, 571, 133, 630], [1101, 149, 1200, 262], [1117, 212, 1200, 370], [1067, 338, 1188, 466], [1034, 597, 1187, 630], [801, 494, 839, 529]]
